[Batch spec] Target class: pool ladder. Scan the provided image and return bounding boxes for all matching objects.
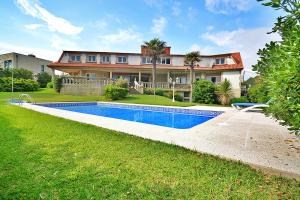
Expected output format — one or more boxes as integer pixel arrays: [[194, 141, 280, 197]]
[[18, 94, 35, 105]]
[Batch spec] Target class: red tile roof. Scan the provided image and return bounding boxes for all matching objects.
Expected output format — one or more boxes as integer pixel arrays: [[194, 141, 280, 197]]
[[48, 52, 243, 71]]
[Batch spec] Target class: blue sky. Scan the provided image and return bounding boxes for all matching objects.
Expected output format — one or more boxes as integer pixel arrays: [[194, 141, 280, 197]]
[[0, 0, 282, 78]]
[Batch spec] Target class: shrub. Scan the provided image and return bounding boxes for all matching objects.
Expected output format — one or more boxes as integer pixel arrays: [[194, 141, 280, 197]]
[[144, 88, 154, 95], [37, 72, 52, 88], [0, 77, 39, 92], [229, 96, 249, 105], [53, 77, 62, 93], [155, 88, 164, 96], [164, 90, 184, 102], [193, 79, 217, 104], [215, 79, 233, 105], [115, 78, 128, 88], [247, 81, 269, 103], [104, 84, 128, 100], [47, 82, 53, 88], [0, 68, 33, 79]]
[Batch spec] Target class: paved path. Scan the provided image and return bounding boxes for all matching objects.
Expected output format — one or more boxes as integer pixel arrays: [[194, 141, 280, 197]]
[[21, 103, 300, 179]]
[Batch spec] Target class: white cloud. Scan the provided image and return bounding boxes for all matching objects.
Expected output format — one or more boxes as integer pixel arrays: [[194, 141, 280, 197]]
[[205, 0, 253, 14], [172, 1, 181, 16], [189, 44, 214, 54], [16, 0, 83, 35], [99, 29, 142, 45], [151, 17, 167, 35], [0, 41, 59, 61], [207, 25, 214, 31], [24, 23, 43, 30], [187, 7, 199, 20], [201, 28, 281, 78], [90, 20, 107, 30], [50, 35, 80, 50]]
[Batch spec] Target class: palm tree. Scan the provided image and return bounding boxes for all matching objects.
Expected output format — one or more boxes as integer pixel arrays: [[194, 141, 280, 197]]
[[143, 38, 167, 96], [216, 78, 233, 105], [184, 51, 201, 102]]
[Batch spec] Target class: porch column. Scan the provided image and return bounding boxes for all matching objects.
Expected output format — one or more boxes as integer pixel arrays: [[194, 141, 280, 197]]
[[51, 68, 55, 81], [109, 71, 113, 79], [138, 71, 141, 83], [167, 71, 170, 82], [79, 70, 83, 77]]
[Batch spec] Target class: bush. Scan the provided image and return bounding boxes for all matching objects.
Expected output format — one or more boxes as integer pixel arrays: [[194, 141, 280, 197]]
[[0, 68, 33, 79], [47, 82, 53, 88], [164, 90, 184, 102], [0, 77, 39, 92], [104, 84, 128, 100], [247, 81, 269, 103], [53, 77, 62, 93], [193, 79, 217, 104], [37, 72, 52, 88], [115, 78, 128, 88], [155, 88, 164, 96], [230, 96, 249, 105], [144, 88, 154, 95], [144, 88, 164, 96]]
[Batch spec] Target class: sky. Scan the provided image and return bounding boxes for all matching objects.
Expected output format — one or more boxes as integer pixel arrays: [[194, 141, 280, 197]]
[[0, 0, 283, 79]]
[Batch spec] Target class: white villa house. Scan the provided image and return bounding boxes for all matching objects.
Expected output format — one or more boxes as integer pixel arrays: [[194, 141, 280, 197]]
[[48, 46, 244, 101]]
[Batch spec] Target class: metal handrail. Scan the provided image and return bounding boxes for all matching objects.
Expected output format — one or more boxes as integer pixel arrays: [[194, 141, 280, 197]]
[[19, 94, 35, 105]]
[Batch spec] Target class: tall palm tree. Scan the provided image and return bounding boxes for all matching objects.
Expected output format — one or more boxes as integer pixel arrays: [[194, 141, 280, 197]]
[[216, 78, 233, 105], [184, 51, 201, 102], [143, 38, 167, 96]]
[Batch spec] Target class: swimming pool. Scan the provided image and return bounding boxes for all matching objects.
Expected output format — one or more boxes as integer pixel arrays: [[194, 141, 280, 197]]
[[39, 102, 222, 129]]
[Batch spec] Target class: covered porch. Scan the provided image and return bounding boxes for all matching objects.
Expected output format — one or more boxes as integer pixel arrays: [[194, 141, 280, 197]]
[[54, 66, 223, 99]]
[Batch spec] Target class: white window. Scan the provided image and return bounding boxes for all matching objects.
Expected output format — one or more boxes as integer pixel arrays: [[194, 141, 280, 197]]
[[117, 56, 127, 63], [215, 58, 225, 65], [160, 57, 171, 64], [101, 56, 110, 63], [41, 65, 45, 72], [70, 55, 81, 62], [141, 57, 152, 64], [4, 60, 12, 69], [87, 55, 96, 62]]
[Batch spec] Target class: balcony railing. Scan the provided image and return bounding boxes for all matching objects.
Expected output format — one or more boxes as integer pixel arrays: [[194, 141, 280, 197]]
[[62, 76, 113, 86], [142, 82, 191, 90]]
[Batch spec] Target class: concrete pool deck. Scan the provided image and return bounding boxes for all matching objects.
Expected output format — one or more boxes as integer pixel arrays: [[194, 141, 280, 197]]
[[20, 102, 300, 179]]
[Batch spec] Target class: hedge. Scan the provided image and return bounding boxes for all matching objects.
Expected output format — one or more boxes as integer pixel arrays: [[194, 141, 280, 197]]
[[104, 84, 128, 100], [0, 77, 39, 92]]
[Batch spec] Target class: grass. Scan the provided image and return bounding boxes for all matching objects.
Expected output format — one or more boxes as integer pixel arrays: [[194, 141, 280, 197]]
[[0, 90, 299, 199], [3, 88, 224, 107]]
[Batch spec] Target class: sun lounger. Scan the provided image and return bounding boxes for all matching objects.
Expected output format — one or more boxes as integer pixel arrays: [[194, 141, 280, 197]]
[[231, 102, 269, 112]]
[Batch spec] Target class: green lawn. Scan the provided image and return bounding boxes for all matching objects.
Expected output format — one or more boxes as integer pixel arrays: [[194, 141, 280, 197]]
[[0, 90, 299, 199], [2, 88, 223, 107]]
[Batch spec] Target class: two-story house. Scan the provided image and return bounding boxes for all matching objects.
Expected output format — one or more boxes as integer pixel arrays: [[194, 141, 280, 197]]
[[0, 52, 52, 74], [48, 46, 243, 100]]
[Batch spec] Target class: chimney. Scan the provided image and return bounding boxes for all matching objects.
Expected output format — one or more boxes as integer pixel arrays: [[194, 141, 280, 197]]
[[141, 46, 171, 55]]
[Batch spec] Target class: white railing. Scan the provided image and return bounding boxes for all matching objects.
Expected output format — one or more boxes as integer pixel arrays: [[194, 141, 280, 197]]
[[62, 76, 113, 86], [142, 82, 191, 90], [134, 81, 144, 94]]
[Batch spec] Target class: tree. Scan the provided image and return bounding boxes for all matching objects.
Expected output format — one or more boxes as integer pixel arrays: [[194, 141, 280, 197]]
[[254, 0, 300, 134], [0, 68, 33, 80], [215, 79, 233, 105], [37, 72, 52, 88], [193, 79, 217, 104], [185, 51, 201, 102], [143, 38, 167, 96]]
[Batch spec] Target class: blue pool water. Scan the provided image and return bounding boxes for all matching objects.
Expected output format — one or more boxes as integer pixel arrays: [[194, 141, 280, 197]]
[[40, 103, 221, 129]]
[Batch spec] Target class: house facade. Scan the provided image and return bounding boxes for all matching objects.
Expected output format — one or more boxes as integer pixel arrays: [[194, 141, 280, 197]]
[[0, 52, 52, 74], [48, 46, 244, 100]]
